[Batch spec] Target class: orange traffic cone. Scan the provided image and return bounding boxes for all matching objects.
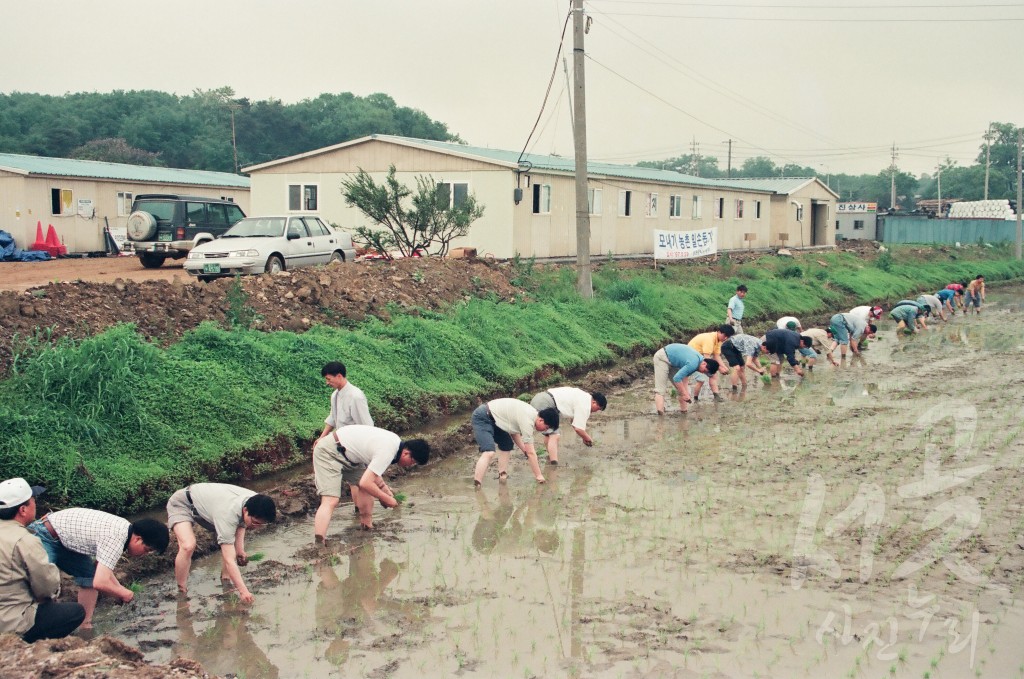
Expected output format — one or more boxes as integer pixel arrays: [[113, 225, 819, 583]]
[[44, 224, 67, 257], [30, 221, 47, 250]]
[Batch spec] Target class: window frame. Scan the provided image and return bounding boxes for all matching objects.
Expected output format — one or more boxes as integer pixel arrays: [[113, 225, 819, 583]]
[[669, 194, 683, 219], [714, 197, 725, 219], [117, 191, 134, 217], [50, 188, 73, 216], [853, 219, 865, 230], [646, 192, 659, 218], [735, 199, 744, 219], [588, 187, 602, 216], [691, 195, 702, 219], [754, 200, 762, 220], [437, 181, 471, 209], [619, 190, 632, 217], [287, 183, 319, 211], [532, 183, 552, 214]]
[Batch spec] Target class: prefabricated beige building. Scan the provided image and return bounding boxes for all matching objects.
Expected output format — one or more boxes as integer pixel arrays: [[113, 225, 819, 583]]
[[0, 153, 250, 254], [244, 135, 835, 259]]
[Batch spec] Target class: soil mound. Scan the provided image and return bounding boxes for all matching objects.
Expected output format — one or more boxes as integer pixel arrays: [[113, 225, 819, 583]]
[[0, 632, 213, 678], [0, 258, 522, 374]]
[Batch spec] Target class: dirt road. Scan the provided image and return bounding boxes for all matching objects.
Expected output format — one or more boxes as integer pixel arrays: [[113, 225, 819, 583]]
[[0, 256, 191, 292]]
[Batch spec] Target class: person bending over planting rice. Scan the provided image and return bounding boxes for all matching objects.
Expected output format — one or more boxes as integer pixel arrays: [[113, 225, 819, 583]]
[[529, 387, 607, 465], [761, 328, 810, 378], [720, 333, 767, 389], [473, 398, 560, 486], [167, 483, 276, 604], [687, 325, 734, 402], [652, 343, 720, 414], [313, 425, 429, 536]]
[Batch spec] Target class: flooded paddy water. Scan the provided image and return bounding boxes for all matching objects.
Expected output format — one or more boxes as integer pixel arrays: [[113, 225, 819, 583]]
[[99, 287, 1024, 678]]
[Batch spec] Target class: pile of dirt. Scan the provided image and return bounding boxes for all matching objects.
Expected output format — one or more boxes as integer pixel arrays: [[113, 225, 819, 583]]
[[0, 258, 524, 374], [0, 633, 213, 678]]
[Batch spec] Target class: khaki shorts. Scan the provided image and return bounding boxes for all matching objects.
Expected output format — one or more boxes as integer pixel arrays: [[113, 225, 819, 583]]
[[729, 319, 743, 334], [165, 488, 214, 532], [313, 436, 365, 497], [652, 348, 672, 395]]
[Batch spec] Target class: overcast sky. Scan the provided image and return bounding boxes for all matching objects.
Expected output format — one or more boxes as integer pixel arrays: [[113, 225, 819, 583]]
[[3, 0, 1020, 177]]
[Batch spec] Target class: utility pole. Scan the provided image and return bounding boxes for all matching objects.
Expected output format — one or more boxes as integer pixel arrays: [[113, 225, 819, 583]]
[[572, 0, 593, 298], [983, 123, 993, 200], [722, 139, 733, 178], [690, 137, 701, 176], [889, 142, 899, 211], [1016, 127, 1021, 260], [936, 160, 942, 218]]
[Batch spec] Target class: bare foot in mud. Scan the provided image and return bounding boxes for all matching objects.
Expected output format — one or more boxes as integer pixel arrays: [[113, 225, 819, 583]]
[[315, 534, 328, 545], [360, 523, 374, 531]]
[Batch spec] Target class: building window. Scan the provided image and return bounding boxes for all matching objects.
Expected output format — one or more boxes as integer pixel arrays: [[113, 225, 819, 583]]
[[691, 195, 702, 219], [754, 200, 762, 219], [50, 188, 73, 216], [714, 197, 724, 219], [669, 194, 682, 218], [588, 188, 602, 215], [288, 184, 318, 211], [796, 204, 804, 221], [532, 184, 551, 214], [836, 221, 840, 230], [437, 182, 470, 208], [619, 190, 632, 217], [735, 199, 744, 219], [854, 219, 865, 230], [117, 191, 134, 216], [646, 193, 659, 218]]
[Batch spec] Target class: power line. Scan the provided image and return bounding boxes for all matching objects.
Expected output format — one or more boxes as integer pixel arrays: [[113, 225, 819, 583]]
[[584, 53, 810, 168], [594, 12, 1024, 21], [588, 6, 850, 148], [518, 8, 573, 166], [590, 1, 1024, 8]]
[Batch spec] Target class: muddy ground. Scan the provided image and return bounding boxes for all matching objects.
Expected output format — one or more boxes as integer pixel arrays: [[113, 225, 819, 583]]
[[32, 287, 1017, 679]]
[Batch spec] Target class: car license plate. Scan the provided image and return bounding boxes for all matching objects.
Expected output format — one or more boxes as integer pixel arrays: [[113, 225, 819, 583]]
[[158, 233, 172, 242], [202, 263, 221, 274]]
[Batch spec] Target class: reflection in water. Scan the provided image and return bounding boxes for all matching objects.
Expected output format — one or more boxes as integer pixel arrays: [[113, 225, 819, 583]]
[[315, 540, 403, 667], [175, 597, 279, 678], [472, 471, 561, 555]]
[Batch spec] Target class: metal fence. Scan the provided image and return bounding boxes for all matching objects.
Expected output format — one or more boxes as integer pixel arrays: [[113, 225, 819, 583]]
[[878, 216, 1018, 244]]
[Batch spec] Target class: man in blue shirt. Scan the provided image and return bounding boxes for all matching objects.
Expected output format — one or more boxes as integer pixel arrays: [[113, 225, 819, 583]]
[[726, 285, 747, 334], [652, 344, 720, 414]]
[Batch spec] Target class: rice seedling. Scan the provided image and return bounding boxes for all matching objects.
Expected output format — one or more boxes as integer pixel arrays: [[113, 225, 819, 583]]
[[247, 552, 266, 562]]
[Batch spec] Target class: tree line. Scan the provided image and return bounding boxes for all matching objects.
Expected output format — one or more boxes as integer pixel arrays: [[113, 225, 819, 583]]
[[0, 87, 458, 173], [638, 123, 1021, 211]]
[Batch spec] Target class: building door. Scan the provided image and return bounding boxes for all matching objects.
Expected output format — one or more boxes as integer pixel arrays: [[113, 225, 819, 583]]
[[811, 202, 830, 245]]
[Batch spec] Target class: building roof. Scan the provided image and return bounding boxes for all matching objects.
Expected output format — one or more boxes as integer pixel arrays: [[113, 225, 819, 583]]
[[243, 135, 778, 193], [717, 176, 840, 199], [0, 153, 250, 189]]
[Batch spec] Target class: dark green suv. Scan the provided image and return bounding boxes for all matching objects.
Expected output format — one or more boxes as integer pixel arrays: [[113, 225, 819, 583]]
[[123, 194, 246, 268]]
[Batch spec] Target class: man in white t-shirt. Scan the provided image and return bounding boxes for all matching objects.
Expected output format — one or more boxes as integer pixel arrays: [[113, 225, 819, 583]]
[[312, 424, 430, 536], [166, 483, 276, 603], [529, 388, 607, 464], [472, 398, 560, 487]]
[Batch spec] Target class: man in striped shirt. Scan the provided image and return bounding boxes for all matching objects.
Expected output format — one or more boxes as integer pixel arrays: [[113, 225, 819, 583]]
[[27, 508, 168, 628]]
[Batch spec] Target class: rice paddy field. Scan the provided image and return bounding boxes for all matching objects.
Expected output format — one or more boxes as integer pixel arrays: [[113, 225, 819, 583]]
[[94, 285, 1024, 679]]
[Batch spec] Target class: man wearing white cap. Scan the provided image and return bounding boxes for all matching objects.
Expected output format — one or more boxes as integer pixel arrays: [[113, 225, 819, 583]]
[[0, 478, 85, 642]]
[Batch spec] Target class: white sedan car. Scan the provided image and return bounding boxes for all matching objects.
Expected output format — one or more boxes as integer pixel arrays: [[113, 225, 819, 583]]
[[184, 215, 356, 281]]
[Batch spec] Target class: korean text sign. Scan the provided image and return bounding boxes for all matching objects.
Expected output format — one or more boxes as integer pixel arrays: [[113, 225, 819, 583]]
[[653, 227, 718, 260]]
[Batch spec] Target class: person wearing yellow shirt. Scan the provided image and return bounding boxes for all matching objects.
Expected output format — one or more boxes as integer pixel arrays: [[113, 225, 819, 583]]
[[687, 325, 735, 402]]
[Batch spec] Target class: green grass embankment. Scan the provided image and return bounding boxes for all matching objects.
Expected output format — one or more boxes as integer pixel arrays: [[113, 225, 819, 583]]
[[1, 245, 1021, 513]]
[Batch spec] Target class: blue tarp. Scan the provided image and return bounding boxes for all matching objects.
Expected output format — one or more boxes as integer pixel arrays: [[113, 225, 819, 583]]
[[0, 230, 51, 262]]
